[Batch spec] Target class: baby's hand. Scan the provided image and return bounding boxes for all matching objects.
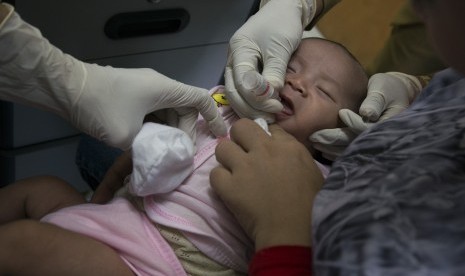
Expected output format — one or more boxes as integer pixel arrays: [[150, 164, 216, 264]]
[[91, 151, 132, 204]]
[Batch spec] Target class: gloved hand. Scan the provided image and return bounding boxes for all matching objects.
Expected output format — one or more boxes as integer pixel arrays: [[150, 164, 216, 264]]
[[310, 109, 373, 160], [310, 72, 422, 160], [0, 4, 227, 150], [224, 0, 317, 122]]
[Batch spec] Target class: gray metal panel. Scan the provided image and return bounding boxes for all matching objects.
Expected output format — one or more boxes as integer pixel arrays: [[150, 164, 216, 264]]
[[93, 43, 229, 88], [15, 0, 255, 60], [0, 102, 79, 149], [0, 136, 90, 192]]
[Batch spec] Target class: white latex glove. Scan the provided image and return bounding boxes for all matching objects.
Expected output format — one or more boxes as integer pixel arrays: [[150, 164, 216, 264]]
[[310, 72, 422, 160], [310, 109, 372, 160], [224, 0, 317, 122], [360, 72, 422, 121], [0, 4, 227, 150]]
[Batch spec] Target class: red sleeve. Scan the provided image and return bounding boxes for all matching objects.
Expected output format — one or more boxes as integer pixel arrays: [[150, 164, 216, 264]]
[[249, 246, 313, 276]]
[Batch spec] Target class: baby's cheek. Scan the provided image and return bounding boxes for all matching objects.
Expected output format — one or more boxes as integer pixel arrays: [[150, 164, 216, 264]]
[[317, 113, 340, 130]]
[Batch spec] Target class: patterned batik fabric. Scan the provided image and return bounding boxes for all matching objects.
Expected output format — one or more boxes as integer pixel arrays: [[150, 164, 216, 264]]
[[313, 68, 465, 276]]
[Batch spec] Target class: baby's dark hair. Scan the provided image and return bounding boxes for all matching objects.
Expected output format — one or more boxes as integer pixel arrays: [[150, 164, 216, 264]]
[[302, 37, 368, 78]]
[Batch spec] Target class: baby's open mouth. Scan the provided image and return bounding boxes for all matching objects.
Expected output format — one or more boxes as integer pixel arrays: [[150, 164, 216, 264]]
[[280, 95, 294, 115]]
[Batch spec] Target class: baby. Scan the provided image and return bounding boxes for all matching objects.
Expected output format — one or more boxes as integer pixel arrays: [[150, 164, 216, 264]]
[[0, 37, 368, 275]]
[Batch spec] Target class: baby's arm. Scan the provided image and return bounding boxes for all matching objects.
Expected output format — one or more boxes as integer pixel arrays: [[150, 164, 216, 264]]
[[0, 176, 86, 224], [0, 220, 133, 275], [91, 150, 132, 203]]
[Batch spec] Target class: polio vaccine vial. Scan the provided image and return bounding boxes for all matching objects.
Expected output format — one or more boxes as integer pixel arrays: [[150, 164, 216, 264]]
[[242, 71, 277, 100]]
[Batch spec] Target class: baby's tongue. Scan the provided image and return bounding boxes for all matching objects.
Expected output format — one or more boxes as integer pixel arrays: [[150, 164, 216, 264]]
[[281, 101, 294, 115]]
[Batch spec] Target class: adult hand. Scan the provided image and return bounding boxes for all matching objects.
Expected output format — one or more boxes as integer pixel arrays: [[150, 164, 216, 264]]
[[77, 65, 227, 149], [310, 72, 422, 159], [210, 119, 324, 251], [224, 0, 317, 122], [0, 5, 227, 150]]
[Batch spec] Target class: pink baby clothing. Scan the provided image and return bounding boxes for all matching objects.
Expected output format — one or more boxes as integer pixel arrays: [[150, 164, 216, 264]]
[[41, 86, 330, 275], [41, 197, 187, 276], [131, 87, 330, 273]]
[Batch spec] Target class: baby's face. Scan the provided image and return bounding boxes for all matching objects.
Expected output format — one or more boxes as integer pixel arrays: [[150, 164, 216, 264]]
[[275, 38, 367, 152]]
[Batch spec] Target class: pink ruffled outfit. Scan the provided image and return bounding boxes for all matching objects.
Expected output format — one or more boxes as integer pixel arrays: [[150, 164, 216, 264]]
[[42, 87, 330, 275]]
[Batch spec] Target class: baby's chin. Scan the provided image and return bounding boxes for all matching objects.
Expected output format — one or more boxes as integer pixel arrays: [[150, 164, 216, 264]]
[[274, 109, 296, 124], [274, 120, 316, 155], [274, 109, 293, 122]]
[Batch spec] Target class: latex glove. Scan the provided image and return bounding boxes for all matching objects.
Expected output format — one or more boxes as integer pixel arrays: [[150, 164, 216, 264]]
[[211, 119, 324, 251], [360, 72, 422, 121], [0, 5, 227, 150], [310, 109, 373, 160], [224, 0, 317, 122], [310, 72, 422, 160]]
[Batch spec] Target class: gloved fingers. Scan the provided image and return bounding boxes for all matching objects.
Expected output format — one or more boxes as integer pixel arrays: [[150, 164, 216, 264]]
[[250, 98, 283, 115], [174, 84, 227, 137], [160, 108, 177, 126], [309, 110, 371, 160], [362, 72, 417, 123], [227, 34, 261, 69], [378, 105, 408, 121], [309, 127, 357, 146], [338, 109, 371, 134], [146, 107, 199, 147], [227, 36, 261, 90], [173, 107, 198, 148], [144, 110, 170, 125], [229, 68, 283, 114], [226, 39, 283, 114], [359, 91, 386, 121], [224, 67, 277, 123], [261, 56, 287, 92], [141, 109, 181, 132], [310, 127, 359, 161]]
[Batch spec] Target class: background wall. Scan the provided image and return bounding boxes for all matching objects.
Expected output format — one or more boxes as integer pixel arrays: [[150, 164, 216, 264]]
[[317, 0, 406, 69]]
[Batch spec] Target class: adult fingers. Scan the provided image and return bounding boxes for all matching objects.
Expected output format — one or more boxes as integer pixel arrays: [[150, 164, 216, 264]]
[[215, 138, 248, 171], [228, 118, 273, 152]]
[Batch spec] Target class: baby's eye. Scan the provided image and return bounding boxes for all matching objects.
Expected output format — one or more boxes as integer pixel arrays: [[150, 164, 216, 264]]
[[286, 66, 295, 73], [317, 87, 335, 102]]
